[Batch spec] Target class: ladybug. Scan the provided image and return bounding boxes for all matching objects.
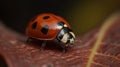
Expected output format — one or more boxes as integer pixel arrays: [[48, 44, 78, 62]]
[[26, 13, 75, 52]]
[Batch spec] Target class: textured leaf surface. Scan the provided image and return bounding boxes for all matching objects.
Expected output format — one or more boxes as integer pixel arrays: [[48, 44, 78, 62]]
[[0, 13, 120, 67]]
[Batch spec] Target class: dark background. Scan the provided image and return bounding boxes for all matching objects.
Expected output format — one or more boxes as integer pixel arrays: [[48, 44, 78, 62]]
[[0, 0, 120, 35], [0, 0, 80, 34]]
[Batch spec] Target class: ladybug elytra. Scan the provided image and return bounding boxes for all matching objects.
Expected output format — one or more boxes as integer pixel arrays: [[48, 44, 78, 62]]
[[26, 13, 75, 52]]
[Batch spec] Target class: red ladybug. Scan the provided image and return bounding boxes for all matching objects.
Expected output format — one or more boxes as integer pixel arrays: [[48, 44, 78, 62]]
[[26, 13, 75, 52]]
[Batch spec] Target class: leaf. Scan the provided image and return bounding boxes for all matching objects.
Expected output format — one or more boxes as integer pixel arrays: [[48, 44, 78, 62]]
[[87, 13, 120, 67], [0, 13, 120, 67]]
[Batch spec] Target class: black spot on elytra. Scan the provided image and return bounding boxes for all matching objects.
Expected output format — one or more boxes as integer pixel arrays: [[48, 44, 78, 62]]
[[41, 25, 49, 34], [32, 22, 37, 29], [57, 22, 64, 26], [43, 16, 50, 19]]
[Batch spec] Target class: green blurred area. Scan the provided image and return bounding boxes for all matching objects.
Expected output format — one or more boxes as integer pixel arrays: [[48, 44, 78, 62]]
[[64, 0, 120, 35]]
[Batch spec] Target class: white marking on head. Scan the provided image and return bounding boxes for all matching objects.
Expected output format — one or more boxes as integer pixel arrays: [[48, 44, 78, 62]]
[[70, 38, 74, 44], [56, 26, 63, 29], [61, 29, 65, 34], [69, 32, 75, 38], [61, 33, 68, 43], [64, 24, 67, 27]]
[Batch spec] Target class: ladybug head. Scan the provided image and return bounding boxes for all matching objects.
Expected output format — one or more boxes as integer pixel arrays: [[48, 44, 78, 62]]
[[57, 27, 75, 47]]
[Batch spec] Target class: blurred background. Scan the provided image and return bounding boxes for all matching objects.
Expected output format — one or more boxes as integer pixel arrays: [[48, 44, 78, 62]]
[[0, 0, 120, 67], [0, 0, 120, 35]]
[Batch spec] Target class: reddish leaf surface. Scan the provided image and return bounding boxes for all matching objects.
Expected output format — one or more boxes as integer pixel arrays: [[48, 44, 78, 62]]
[[0, 14, 120, 67]]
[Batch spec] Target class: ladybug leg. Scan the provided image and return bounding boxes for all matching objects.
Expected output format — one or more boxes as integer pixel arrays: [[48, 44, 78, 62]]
[[40, 41, 47, 51], [62, 45, 68, 53], [26, 37, 33, 43], [62, 44, 70, 53], [62, 47, 67, 53]]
